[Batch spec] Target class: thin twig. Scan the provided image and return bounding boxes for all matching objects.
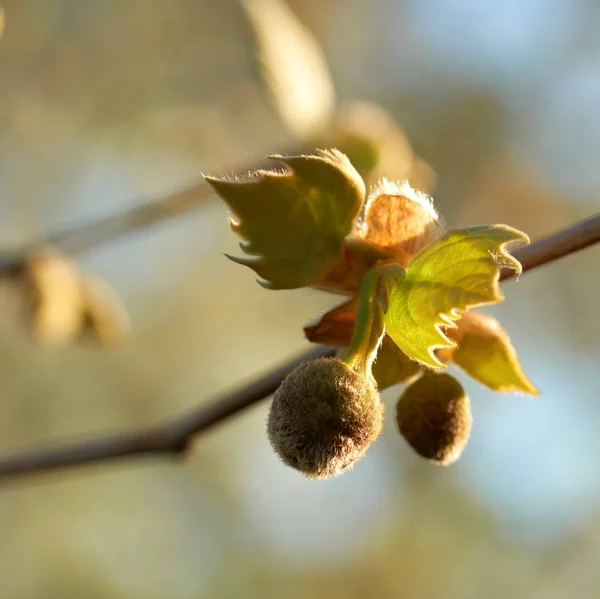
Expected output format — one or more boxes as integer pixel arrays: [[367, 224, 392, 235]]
[[0, 152, 297, 274], [500, 213, 600, 281], [0, 214, 598, 482], [0, 345, 335, 481], [0, 181, 218, 276]]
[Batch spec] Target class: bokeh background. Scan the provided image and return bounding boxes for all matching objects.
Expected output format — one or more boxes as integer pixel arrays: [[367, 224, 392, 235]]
[[0, 1, 600, 597]]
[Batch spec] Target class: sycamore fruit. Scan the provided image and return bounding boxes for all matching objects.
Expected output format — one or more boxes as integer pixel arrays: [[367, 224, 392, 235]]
[[268, 357, 384, 479], [207, 149, 537, 477], [397, 373, 472, 465]]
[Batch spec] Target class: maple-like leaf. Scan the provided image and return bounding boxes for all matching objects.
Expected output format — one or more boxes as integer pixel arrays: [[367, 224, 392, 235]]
[[383, 225, 529, 368], [205, 149, 366, 289]]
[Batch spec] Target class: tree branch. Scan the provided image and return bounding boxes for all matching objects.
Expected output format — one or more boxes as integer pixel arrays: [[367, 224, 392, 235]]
[[499, 213, 600, 281], [0, 345, 334, 481], [0, 213, 598, 482], [0, 153, 297, 275]]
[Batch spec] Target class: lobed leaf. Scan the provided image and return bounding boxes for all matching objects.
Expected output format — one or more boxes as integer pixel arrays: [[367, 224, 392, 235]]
[[206, 149, 365, 289], [383, 225, 529, 368]]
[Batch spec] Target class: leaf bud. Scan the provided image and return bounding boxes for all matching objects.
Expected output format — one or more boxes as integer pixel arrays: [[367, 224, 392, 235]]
[[357, 179, 445, 267], [268, 357, 384, 479]]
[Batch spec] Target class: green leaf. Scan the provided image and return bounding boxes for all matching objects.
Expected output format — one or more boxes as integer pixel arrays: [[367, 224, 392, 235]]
[[205, 150, 366, 289], [383, 225, 529, 368], [448, 311, 539, 395]]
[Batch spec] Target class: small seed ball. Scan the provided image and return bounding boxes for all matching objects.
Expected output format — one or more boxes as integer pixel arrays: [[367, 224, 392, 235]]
[[268, 357, 384, 479], [396, 373, 472, 465]]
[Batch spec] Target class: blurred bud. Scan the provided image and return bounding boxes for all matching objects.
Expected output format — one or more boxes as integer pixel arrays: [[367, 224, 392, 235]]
[[333, 102, 411, 177], [356, 180, 445, 267], [331, 102, 437, 192], [406, 158, 437, 196], [268, 357, 384, 479], [23, 249, 130, 347], [81, 274, 131, 348], [396, 373, 472, 465], [242, 0, 335, 141], [24, 250, 86, 344]]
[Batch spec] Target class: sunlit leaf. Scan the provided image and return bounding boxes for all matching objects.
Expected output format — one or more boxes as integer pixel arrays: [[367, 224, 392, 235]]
[[383, 225, 529, 368], [242, 0, 335, 140], [447, 310, 538, 395], [206, 150, 366, 289]]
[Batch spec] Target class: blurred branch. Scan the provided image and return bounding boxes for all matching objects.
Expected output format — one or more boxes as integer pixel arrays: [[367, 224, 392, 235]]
[[0, 213, 598, 482], [0, 345, 335, 482], [499, 212, 600, 281], [0, 152, 298, 274], [0, 181, 213, 274]]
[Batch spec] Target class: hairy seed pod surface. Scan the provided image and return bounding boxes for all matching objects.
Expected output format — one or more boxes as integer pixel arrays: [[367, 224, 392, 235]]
[[396, 373, 472, 465], [268, 357, 384, 479]]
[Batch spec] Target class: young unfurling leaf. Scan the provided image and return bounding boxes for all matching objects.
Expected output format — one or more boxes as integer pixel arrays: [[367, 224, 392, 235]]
[[446, 310, 538, 395], [304, 298, 357, 346], [205, 150, 365, 289], [382, 225, 529, 368]]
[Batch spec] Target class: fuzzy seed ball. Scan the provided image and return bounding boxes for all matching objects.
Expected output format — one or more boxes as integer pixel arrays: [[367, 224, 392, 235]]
[[268, 357, 384, 479], [396, 373, 472, 465]]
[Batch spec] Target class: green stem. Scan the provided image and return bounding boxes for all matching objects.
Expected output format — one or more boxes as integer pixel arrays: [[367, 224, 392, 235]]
[[342, 267, 386, 377]]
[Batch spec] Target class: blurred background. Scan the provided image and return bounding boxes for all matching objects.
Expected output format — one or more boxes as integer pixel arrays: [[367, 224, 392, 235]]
[[0, 0, 599, 597]]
